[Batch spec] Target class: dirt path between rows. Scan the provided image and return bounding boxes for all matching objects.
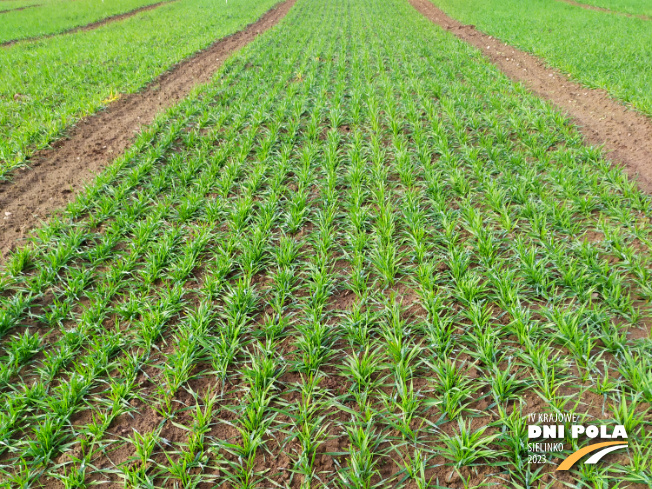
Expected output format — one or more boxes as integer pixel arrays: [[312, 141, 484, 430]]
[[556, 0, 651, 21], [0, 0, 296, 260], [1, 0, 176, 47], [0, 4, 39, 14], [410, 0, 652, 192]]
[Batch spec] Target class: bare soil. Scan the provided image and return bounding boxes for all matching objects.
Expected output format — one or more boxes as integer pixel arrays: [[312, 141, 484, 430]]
[[1, 0, 177, 47], [556, 0, 651, 21], [409, 0, 652, 192], [0, 0, 297, 260]]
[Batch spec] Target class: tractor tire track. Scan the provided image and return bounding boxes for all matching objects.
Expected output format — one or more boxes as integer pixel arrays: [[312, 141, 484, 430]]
[[556, 0, 650, 21], [0, 0, 296, 259], [410, 0, 652, 192], [1, 0, 177, 47], [0, 4, 40, 14]]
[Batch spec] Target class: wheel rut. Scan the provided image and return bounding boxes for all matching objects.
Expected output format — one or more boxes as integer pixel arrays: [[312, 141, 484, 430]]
[[0, 4, 40, 14], [1, 0, 178, 47], [410, 0, 652, 193]]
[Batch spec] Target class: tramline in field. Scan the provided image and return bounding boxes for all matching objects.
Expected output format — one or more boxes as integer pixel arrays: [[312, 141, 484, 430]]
[[0, 0, 650, 487]]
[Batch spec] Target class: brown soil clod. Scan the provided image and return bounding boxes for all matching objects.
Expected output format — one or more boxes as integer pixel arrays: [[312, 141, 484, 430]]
[[1, 0, 178, 47], [0, 0, 297, 260], [556, 0, 651, 21], [409, 0, 652, 192]]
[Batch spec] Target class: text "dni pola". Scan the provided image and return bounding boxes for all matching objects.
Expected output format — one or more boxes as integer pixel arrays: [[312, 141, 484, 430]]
[[528, 424, 628, 439]]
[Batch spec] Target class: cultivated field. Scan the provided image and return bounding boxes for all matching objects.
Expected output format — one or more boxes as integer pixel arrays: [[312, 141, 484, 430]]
[[0, 0, 280, 180], [432, 0, 652, 117], [575, 0, 652, 17], [0, 0, 651, 487]]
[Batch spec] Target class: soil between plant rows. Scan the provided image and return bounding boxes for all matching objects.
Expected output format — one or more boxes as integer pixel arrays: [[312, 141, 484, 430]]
[[0, 0, 297, 261], [409, 0, 652, 190]]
